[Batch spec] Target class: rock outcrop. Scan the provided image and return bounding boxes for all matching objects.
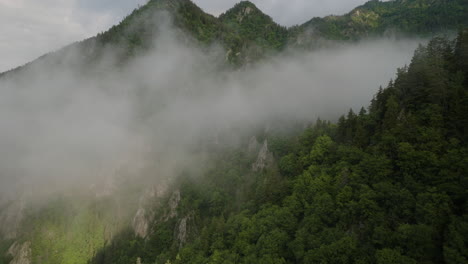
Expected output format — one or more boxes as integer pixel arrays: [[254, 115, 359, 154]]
[[132, 185, 184, 243], [7, 241, 31, 264], [252, 139, 274, 171], [175, 213, 194, 248], [177, 217, 188, 247], [236, 5, 253, 22], [167, 190, 181, 220], [132, 208, 150, 238], [132, 184, 168, 238]]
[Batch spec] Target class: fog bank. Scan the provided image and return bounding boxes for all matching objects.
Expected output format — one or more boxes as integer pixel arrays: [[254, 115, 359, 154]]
[[0, 17, 425, 199]]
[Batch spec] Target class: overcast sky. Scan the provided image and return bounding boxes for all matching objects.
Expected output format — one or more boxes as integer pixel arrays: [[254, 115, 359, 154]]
[[0, 0, 369, 72]]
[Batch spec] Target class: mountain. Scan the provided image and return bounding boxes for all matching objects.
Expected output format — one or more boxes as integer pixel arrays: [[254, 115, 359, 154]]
[[289, 0, 468, 48], [1, 0, 467, 77], [0, 0, 239, 76], [0, 0, 467, 264], [19, 28, 461, 264], [94, 0, 239, 58], [219, 1, 288, 62]]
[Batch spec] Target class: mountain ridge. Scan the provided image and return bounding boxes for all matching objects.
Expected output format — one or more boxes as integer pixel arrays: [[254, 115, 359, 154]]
[[1, 0, 466, 76]]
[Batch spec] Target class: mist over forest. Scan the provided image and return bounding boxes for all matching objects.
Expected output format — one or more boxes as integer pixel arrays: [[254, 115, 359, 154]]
[[0, 0, 467, 264], [0, 15, 423, 198]]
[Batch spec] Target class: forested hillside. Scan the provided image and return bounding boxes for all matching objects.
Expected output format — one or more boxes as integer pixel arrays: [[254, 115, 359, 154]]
[[0, 1, 467, 264], [1, 0, 467, 77], [218, 1, 288, 62], [85, 29, 468, 264], [289, 0, 468, 47]]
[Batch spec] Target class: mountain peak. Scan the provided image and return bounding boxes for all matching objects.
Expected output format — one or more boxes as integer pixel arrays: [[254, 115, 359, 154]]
[[220, 1, 264, 21], [219, 1, 288, 51], [146, 0, 187, 9], [233, 1, 258, 9]]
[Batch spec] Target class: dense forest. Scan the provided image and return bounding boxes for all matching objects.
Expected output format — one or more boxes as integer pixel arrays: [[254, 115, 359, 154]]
[[85, 30, 468, 264], [290, 0, 468, 46], [1, 1, 467, 264]]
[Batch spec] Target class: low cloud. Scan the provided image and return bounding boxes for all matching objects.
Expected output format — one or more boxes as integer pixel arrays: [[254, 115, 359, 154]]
[[0, 13, 424, 200]]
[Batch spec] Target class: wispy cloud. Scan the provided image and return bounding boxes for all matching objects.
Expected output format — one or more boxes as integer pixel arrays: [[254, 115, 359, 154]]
[[0, 0, 146, 72], [0, 14, 423, 198]]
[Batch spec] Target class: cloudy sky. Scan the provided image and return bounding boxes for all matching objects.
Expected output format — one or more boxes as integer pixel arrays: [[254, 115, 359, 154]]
[[0, 0, 369, 72]]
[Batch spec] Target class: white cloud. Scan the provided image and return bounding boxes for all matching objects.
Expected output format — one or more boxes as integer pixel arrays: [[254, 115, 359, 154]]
[[0, 0, 146, 72], [0, 18, 422, 195]]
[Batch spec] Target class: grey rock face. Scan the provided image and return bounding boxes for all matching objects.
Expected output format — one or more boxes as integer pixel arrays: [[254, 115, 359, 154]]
[[132, 185, 168, 238], [132, 184, 179, 238], [176, 213, 194, 248], [252, 139, 274, 171], [132, 208, 149, 238], [167, 190, 181, 220], [7, 241, 31, 264], [237, 6, 253, 22], [177, 217, 188, 247]]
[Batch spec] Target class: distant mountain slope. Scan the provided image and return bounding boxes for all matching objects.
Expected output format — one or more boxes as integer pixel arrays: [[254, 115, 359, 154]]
[[289, 0, 468, 47]]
